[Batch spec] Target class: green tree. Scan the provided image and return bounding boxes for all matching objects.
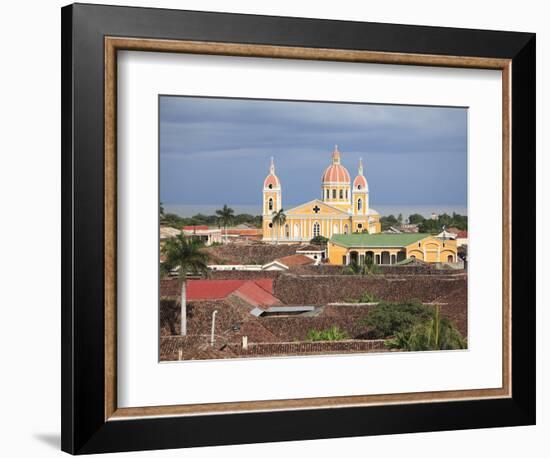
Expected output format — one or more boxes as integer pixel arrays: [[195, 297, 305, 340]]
[[360, 300, 432, 339], [308, 325, 349, 341], [271, 208, 287, 244], [310, 235, 329, 245], [408, 213, 425, 225], [387, 305, 466, 351], [418, 218, 441, 234], [161, 234, 209, 335], [380, 214, 398, 231], [215, 204, 235, 243]]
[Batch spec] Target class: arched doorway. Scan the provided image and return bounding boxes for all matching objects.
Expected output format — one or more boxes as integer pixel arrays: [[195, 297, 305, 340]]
[[381, 251, 390, 265], [397, 251, 406, 262], [408, 250, 424, 261], [294, 223, 300, 240], [343, 224, 349, 234], [350, 251, 359, 265], [365, 251, 374, 265], [447, 254, 454, 262], [285, 224, 290, 239]]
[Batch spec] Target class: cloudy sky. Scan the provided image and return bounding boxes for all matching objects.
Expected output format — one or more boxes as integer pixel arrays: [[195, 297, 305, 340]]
[[160, 96, 467, 211]]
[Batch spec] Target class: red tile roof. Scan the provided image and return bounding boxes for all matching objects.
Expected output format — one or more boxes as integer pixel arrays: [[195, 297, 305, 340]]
[[457, 230, 468, 238], [232, 282, 281, 308], [186, 279, 276, 302], [223, 228, 263, 236], [182, 225, 209, 231], [276, 254, 315, 267]]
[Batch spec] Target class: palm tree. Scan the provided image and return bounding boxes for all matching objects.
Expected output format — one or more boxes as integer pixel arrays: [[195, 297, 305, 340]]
[[161, 234, 209, 335], [215, 204, 234, 244], [389, 304, 466, 351], [271, 208, 286, 244]]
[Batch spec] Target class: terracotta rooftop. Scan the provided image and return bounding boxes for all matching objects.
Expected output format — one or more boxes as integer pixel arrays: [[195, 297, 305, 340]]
[[161, 278, 278, 304], [232, 281, 282, 308], [296, 244, 325, 252], [223, 228, 263, 235], [182, 225, 210, 231], [275, 254, 315, 267]]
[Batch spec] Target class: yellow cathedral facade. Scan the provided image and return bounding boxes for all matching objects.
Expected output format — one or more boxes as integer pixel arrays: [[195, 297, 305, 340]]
[[262, 146, 381, 243]]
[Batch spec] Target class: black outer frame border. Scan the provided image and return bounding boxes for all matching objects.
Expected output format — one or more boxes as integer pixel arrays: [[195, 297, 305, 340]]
[[61, 3, 536, 455]]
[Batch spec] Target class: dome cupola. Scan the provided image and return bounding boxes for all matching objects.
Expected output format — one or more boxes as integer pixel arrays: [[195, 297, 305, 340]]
[[321, 145, 351, 183], [353, 157, 368, 191], [263, 156, 280, 189]]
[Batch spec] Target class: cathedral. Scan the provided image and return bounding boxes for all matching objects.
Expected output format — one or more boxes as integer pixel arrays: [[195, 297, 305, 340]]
[[262, 146, 381, 243]]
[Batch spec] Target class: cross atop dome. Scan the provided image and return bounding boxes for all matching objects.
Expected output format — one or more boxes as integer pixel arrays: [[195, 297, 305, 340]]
[[353, 157, 368, 191], [263, 156, 280, 189], [332, 145, 341, 164]]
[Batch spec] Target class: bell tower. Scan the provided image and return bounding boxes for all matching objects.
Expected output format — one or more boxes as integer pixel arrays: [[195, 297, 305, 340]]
[[352, 157, 369, 217], [262, 157, 281, 216]]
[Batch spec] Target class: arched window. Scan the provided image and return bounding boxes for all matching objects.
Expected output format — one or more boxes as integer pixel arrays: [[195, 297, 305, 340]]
[[313, 222, 320, 237], [339, 189, 343, 199], [326, 189, 330, 199], [285, 224, 290, 238], [358, 198, 362, 211], [447, 254, 454, 262], [268, 198, 273, 211], [357, 184, 362, 190], [268, 184, 273, 189], [344, 224, 349, 234], [345, 189, 348, 199], [332, 189, 336, 199]]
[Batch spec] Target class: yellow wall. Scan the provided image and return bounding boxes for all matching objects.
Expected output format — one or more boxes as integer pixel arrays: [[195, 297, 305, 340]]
[[404, 236, 458, 262], [328, 236, 458, 265], [263, 191, 280, 215], [327, 242, 349, 265], [322, 184, 352, 211], [352, 192, 368, 216]]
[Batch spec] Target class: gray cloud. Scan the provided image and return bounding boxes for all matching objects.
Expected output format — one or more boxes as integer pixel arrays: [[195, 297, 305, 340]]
[[160, 96, 467, 208]]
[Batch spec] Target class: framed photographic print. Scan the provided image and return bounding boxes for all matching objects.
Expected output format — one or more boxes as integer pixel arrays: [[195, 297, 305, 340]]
[[61, 3, 536, 454]]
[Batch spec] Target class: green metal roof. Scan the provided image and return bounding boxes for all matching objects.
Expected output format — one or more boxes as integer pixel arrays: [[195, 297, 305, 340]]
[[330, 233, 431, 248]]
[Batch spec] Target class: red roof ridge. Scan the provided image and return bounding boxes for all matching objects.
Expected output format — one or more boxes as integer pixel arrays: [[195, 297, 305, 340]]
[[275, 254, 314, 266], [232, 282, 281, 309]]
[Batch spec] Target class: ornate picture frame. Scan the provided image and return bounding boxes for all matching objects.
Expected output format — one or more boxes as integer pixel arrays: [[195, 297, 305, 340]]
[[61, 3, 535, 454]]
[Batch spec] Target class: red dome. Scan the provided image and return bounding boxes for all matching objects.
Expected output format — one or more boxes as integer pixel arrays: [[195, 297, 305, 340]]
[[322, 164, 350, 183], [353, 174, 368, 190], [264, 174, 280, 188]]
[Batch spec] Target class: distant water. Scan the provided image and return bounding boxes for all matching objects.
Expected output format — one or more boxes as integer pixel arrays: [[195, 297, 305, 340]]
[[164, 203, 467, 218]]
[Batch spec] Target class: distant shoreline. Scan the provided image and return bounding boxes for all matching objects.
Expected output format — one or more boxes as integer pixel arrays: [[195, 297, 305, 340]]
[[163, 203, 468, 218]]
